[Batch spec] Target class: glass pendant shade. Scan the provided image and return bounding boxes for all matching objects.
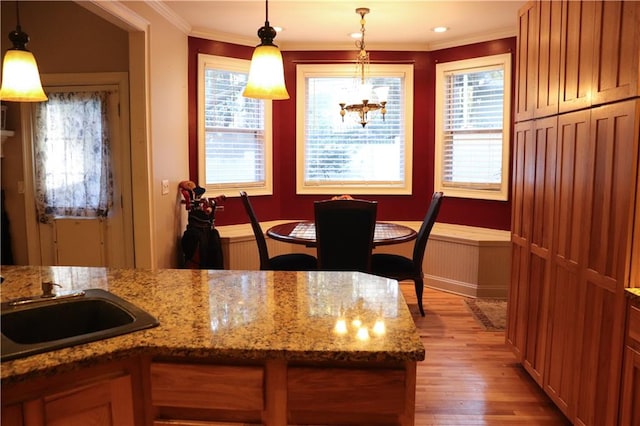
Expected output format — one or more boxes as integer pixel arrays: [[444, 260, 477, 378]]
[[243, 45, 289, 100], [373, 86, 389, 103], [0, 49, 47, 102]]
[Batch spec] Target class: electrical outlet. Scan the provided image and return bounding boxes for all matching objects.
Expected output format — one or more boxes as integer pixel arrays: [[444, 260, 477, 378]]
[[161, 179, 169, 195]]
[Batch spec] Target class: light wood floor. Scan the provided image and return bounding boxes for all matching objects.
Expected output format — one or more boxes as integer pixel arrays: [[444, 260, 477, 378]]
[[400, 283, 571, 426]]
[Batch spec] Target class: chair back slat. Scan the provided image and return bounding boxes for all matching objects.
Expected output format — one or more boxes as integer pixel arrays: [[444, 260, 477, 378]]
[[239, 191, 271, 270], [412, 192, 444, 269]]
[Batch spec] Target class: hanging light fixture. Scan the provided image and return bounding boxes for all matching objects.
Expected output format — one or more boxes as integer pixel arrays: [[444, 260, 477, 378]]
[[0, 1, 47, 102], [339, 8, 387, 128], [243, 0, 289, 100]]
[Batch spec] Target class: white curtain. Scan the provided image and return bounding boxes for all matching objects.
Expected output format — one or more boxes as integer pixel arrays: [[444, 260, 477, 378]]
[[33, 91, 113, 223]]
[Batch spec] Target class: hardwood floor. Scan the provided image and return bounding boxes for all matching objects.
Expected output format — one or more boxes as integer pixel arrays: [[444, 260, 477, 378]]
[[400, 283, 571, 426]]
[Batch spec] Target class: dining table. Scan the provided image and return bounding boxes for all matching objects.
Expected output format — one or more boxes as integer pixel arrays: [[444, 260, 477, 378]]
[[266, 220, 417, 247]]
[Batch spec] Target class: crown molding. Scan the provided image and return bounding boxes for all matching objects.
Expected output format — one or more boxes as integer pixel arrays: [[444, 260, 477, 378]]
[[114, 1, 516, 52], [425, 27, 517, 51], [78, 0, 150, 32], [189, 28, 257, 48], [187, 27, 516, 52], [146, 0, 192, 34]]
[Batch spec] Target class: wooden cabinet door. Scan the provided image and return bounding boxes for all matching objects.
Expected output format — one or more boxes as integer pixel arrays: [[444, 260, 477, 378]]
[[508, 121, 534, 360], [573, 100, 640, 426], [508, 116, 557, 384], [23, 375, 136, 426], [591, 1, 640, 105], [544, 109, 591, 419], [534, 1, 562, 118], [521, 116, 557, 385], [515, 1, 537, 122], [558, 0, 596, 113]]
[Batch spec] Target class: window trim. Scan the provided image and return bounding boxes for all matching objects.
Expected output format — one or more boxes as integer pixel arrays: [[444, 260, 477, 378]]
[[197, 53, 273, 197], [295, 63, 414, 195], [434, 53, 511, 201]]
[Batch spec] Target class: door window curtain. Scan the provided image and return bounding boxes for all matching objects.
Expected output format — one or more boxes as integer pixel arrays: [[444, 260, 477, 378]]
[[33, 91, 113, 223]]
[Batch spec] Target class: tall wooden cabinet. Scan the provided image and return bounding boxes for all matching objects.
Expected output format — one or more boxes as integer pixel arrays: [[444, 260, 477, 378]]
[[507, 1, 640, 425]]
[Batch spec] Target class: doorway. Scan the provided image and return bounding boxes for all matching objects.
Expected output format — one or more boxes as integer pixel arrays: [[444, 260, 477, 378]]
[[22, 73, 134, 267]]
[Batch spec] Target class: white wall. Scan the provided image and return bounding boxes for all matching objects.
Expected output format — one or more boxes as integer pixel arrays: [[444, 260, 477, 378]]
[[119, 2, 190, 268]]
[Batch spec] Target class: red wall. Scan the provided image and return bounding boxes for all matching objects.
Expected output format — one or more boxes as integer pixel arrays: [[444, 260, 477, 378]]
[[188, 37, 515, 230]]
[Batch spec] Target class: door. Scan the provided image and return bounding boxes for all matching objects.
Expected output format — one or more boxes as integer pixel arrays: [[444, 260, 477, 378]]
[[23, 73, 134, 268], [24, 375, 135, 426]]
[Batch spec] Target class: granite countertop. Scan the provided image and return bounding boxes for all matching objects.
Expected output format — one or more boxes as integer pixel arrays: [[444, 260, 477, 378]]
[[625, 287, 640, 302], [0, 266, 425, 382]]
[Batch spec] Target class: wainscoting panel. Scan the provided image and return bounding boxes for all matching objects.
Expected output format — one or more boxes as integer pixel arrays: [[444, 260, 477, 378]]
[[217, 221, 511, 298]]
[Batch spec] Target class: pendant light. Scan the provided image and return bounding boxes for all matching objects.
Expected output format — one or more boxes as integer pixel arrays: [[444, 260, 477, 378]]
[[243, 0, 289, 100], [0, 1, 47, 102]]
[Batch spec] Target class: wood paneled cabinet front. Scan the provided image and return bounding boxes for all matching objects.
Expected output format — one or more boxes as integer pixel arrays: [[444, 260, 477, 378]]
[[1, 373, 137, 426], [510, 1, 640, 423], [509, 97, 640, 424], [150, 362, 267, 424], [149, 360, 417, 426], [515, 0, 640, 121], [508, 115, 556, 386]]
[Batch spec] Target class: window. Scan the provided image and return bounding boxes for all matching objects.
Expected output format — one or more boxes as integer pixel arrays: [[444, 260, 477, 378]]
[[296, 64, 413, 195], [198, 54, 272, 195], [434, 53, 511, 201], [33, 89, 114, 223]]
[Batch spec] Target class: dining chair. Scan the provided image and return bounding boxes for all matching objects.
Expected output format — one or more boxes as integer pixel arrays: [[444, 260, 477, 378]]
[[239, 191, 317, 271], [314, 198, 377, 272], [370, 192, 443, 316]]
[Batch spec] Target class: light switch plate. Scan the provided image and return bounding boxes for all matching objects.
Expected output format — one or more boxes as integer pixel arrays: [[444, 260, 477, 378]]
[[161, 179, 169, 195]]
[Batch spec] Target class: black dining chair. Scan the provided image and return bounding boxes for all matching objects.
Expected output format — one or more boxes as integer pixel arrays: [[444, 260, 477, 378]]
[[314, 198, 377, 272], [239, 191, 317, 271], [370, 192, 443, 316]]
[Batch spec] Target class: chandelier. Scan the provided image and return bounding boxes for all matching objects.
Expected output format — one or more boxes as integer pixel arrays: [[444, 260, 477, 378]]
[[339, 8, 388, 128]]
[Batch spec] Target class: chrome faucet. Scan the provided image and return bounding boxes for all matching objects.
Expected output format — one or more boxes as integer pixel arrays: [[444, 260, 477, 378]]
[[41, 281, 62, 298], [6, 282, 84, 307]]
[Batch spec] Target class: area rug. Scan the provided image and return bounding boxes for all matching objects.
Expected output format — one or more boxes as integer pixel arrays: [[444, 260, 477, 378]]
[[464, 298, 507, 331]]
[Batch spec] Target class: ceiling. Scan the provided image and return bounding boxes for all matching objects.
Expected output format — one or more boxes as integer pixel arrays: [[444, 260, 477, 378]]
[[154, 0, 525, 51]]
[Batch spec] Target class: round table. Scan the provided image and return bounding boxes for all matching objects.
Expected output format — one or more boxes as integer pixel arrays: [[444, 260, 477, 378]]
[[266, 221, 417, 247]]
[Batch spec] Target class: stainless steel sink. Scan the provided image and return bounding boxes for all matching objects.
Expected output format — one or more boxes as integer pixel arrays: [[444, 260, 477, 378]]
[[1, 289, 159, 361]]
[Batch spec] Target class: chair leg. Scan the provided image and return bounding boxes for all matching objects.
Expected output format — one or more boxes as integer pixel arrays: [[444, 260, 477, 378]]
[[414, 278, 425, 316]]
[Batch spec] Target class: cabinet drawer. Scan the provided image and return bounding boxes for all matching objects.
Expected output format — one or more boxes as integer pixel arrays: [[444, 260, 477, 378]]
[[150, 363, 264, 411], [288, 367, 405, 414]]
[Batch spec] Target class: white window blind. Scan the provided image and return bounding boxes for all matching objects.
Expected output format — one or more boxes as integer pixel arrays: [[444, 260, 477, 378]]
[[296, 64, 414, 195], [198, 54, 272, 195], [435, 54, 511, 201]]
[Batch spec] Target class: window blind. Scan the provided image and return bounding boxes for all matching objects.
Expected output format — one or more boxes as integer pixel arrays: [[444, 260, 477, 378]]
[[303, 75, 405, 186], [442, 67, 505, 189], [203, 68, 265, 187]]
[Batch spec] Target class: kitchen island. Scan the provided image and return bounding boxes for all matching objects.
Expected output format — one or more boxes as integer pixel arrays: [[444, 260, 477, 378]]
[[1, 266, 424, 425]]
